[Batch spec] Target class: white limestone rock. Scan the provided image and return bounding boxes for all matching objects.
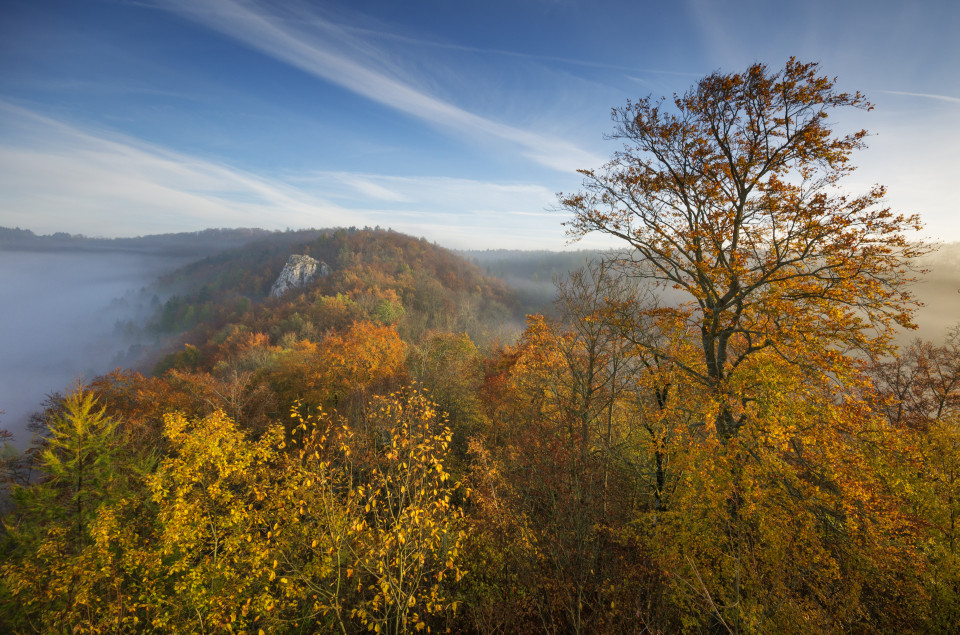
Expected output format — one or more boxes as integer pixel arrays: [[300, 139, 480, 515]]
[[269, 254, 329, 298]]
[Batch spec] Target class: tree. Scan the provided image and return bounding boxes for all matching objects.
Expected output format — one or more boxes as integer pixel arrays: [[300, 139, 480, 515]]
[[867, 327, 960, 627], [869, 326, 960, 429], [271, 390, 467, 634], [146, 410, 286, 632], [560, 59, 933, 630], [346, 389, 467, 634], [0, 386, 145, 632], [6, 388, 124, 554], [561, 58, 928, 442]]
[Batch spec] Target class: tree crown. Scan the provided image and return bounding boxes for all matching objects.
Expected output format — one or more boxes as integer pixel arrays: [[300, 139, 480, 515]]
[[562, 58, 928, 367]]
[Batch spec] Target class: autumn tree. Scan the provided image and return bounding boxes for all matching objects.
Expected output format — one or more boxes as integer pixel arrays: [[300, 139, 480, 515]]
[[870, 326, 960, 429], [868, 327, 960, 627], [146, 410, 287, 632], [562, 58, 928, 442], [488, 286, 651, 633], [407, 331, 485, 462], [560, 59, 932, 630], [265, 389, 467, 634], [0, 386, 152, 632], [347, 390, 467, 633]]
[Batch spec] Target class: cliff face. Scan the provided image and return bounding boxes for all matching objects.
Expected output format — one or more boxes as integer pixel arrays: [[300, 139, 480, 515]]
[[269, 254, 329, 298]]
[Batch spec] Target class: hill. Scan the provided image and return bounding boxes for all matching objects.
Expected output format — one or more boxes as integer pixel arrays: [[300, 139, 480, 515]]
[[147, 227, 518, 354]]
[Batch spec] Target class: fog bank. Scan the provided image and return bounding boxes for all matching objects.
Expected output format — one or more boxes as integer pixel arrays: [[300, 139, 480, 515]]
[[0, 249, 194, 447]]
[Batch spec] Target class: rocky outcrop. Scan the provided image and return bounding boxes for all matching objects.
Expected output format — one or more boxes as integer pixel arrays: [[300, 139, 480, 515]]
[[269, 254, 329, 298]]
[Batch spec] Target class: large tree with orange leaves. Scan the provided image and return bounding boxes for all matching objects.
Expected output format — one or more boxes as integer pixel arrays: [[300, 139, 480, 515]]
[[561, 58, 928, 442], [558, 59, 935, 630]]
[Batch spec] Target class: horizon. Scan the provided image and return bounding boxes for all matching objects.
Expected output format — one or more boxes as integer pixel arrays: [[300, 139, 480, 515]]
[[4, 224, 959, 253], [0, 223, 599, 251]]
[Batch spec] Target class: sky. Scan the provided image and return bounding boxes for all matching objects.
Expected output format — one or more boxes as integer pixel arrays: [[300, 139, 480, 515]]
[[0, 0, 958, 250]]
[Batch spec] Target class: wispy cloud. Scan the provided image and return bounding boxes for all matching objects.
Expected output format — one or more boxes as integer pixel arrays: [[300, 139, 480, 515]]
[[156, 0, 603, 172], [338, 24, 700, 77], [0, 102, 576, 248], [297, 171, 555, 210], [878, 90, 960, 105], [294, 172, 579, 248], [335, 175, 411, 203], [0, 101, 364, 235]]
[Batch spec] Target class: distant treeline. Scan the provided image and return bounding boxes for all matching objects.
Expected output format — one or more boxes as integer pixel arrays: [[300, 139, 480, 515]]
[[0, 226, 302, 257]]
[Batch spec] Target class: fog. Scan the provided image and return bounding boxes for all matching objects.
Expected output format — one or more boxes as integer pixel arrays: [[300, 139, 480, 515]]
[[0, 249, 194, 447], [908, 244, 960, 344]]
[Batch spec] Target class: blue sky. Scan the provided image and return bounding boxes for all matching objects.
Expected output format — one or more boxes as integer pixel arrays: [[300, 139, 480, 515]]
[[1, 0, 957, 249]]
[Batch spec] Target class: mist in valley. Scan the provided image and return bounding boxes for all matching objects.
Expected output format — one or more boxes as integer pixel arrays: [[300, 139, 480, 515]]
[[908, 244, 960, 343], [0, 249, 196, 447]]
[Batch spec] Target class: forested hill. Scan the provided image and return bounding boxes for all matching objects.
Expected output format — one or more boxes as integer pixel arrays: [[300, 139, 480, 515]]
[[147, 227, 518, 356]]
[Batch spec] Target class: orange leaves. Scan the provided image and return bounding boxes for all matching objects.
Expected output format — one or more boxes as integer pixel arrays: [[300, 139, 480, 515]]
[[556, 58, 938, 625], [561, 58, 930, 447], [316, 321, 407, 400], [266, 320, 406, 409]]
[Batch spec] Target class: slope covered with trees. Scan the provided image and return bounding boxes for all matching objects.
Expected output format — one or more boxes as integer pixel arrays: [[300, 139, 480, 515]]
[[3, 61, 959, 633]]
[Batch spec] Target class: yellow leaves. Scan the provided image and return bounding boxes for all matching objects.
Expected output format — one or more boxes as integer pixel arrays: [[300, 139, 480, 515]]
[[144, 410, 297, 629], [15, 376, 469, 632], [294, 387, 468, 630]]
